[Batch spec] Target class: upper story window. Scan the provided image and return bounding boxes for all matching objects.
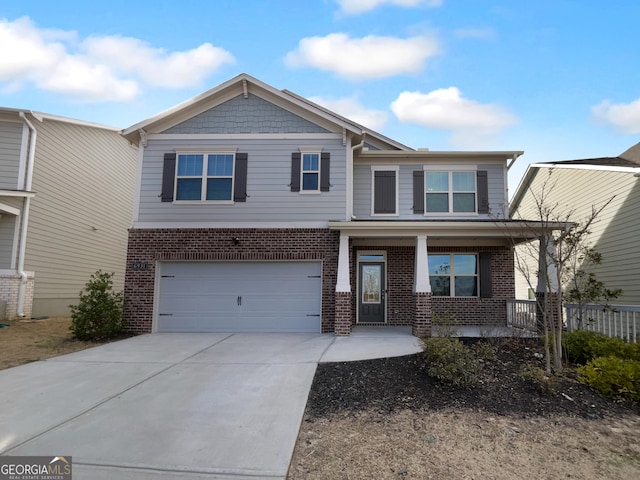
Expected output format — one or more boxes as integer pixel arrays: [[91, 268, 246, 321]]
[[425, 171, 476, 213], [428, 253, 478, 297], [302, 153, 320, 191], [290, 150, 331, 193], [176, 153, 234, 201]]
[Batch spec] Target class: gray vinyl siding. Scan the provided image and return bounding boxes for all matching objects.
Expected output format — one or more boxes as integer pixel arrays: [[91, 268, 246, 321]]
[[0, 199, 20, 268], [513, 167, 640, 305], [0, 121, 24, 190], [138, 137, 347, 223], [164, 94, 330, 134], [353, 163, 506, 220], [23, 119, 137, 315]]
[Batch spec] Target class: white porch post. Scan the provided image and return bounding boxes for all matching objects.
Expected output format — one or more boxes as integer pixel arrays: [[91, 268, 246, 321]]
[[414, 234, 431, 293], [336, 234, 351, 292]]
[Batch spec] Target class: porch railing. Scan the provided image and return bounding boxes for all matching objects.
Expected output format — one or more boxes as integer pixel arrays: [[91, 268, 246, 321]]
[[506, 299, 537, 332], [565, 303, 640, 343]]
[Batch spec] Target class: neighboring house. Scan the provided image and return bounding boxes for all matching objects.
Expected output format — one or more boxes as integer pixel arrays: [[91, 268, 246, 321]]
[[510, 142, 640, 305], [0, 108, 137, 320], [122, 73, 552, 336]]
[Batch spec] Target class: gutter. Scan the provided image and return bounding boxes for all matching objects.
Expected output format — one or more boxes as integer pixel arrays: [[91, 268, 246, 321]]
[[16, 111, 37, 317]]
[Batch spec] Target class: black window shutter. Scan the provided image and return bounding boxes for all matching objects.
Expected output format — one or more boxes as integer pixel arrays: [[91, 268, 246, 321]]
[[477, 170, 489, 214], [290, 152, 301, 192], [374, 171, 396, 214], [413, 170, 424, 213], [161, 153, 176, 202], [234, 153, 248, 202], [479, 252, 492, 298], [320, 152, 331, 192]]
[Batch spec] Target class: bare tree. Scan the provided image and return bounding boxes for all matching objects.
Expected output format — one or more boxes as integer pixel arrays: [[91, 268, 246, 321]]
[[508, 171, 614, 373]]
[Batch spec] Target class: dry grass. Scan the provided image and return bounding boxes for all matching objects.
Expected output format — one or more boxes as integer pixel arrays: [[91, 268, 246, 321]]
[[289, 409, 640, 479], [0, 316, 106, 370]]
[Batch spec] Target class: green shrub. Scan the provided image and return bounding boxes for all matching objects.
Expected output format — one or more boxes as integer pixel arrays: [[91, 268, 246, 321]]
[[577, 356, 640, 402], [422, 337, 480, 387], [472, 340, 497, 361], [70, 271, 124, 341], [564, 330, 640, 365]]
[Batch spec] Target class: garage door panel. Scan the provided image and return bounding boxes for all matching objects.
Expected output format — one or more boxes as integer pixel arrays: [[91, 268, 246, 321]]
[[157, 262, 321, 333]]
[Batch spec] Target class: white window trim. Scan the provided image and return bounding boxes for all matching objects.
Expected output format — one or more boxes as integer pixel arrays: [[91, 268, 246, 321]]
[[370, 165, 399, 217], [174, 151, 236, 204], [423, 166, 478, 216], [299, 151, 322, 195], [428, 253, 479, 298]]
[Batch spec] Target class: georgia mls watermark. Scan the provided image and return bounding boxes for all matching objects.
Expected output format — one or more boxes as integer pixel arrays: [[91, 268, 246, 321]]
[[0, 456, 72, 480]]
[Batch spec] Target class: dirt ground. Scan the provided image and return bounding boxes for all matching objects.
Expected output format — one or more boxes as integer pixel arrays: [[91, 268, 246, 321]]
[[288, 339, 640, 480], [0, 316, 108, 370]]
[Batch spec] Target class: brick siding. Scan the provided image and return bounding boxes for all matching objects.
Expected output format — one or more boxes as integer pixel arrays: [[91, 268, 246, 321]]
[[124, 228, 339, 333]]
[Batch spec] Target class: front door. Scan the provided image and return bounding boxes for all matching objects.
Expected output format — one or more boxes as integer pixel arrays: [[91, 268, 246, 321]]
[[358, 262, 386, 323]]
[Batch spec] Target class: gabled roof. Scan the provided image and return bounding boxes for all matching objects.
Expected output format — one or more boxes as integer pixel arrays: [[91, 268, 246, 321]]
[[509, 141, 640, 214], [121, 73, 411, 150]]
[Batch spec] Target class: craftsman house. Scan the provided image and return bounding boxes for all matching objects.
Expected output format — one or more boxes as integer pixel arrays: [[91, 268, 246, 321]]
[[122, 73, 549, 336]]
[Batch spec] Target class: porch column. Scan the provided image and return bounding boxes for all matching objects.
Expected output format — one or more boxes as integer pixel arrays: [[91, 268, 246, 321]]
[[535, 234, 561, 332], [335, 234, 352, 336], [413, 234, 432, 337]]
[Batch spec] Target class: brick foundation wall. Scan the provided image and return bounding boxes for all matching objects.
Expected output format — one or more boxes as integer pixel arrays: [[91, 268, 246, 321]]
[[124, 228, 339, 334], [0, 271, 35, 319]]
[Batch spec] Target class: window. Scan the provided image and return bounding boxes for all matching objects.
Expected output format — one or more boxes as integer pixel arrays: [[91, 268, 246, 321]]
[[425, 171, 476, 213], [428, 253, 478, 297], [290, 151, 331, 192], [302, 153, 320, 191], [175, 153, 234, 201]]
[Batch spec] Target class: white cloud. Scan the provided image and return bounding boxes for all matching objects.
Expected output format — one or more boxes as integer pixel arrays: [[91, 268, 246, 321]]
[[308, 95, 389, 130], [0, 16, 235, 102], [82, 36, 234, 89], [391, 87, 518, 147], [285, 33, 439, 80], [591, 98, 640, 134], [336, 0, 442, 15]]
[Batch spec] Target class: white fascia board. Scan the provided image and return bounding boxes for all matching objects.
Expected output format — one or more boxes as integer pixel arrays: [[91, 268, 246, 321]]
[[359, 150, 522, 160], [529, 162, 640, 174], [328, 220, 568, 238]]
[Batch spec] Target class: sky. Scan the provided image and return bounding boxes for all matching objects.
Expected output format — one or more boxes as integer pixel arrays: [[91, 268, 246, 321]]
[[1, 0, 640, 192]]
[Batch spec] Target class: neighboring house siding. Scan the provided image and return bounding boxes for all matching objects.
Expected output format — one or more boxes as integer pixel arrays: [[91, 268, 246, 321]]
[[137, 137, 347, 223], [353, 163, 505, 220], [0, 199, 21, 267], [23, 120, 137, 315], [164, 95, 330, 134], [0, 120, 24, 190], [514, 167, 640, 304]]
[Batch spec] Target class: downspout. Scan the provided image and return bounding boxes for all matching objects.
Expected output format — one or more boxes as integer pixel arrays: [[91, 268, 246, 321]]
[[349, 133, 365, 219], [16, 111, 37, 317]]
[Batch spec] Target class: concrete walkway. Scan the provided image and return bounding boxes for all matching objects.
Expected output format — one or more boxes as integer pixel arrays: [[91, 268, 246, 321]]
[[0, 328, 421, 479]]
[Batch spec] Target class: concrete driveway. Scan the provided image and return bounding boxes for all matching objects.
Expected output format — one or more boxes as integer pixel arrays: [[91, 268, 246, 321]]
[[0, 329, 421, 479]]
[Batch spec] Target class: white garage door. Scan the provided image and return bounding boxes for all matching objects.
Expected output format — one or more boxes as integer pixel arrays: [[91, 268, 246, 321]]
[[156, 262, 322, 333]]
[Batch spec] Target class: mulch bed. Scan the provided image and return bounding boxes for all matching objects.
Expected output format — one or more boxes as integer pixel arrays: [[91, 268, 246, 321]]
[[306, 338, 640, 420]]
